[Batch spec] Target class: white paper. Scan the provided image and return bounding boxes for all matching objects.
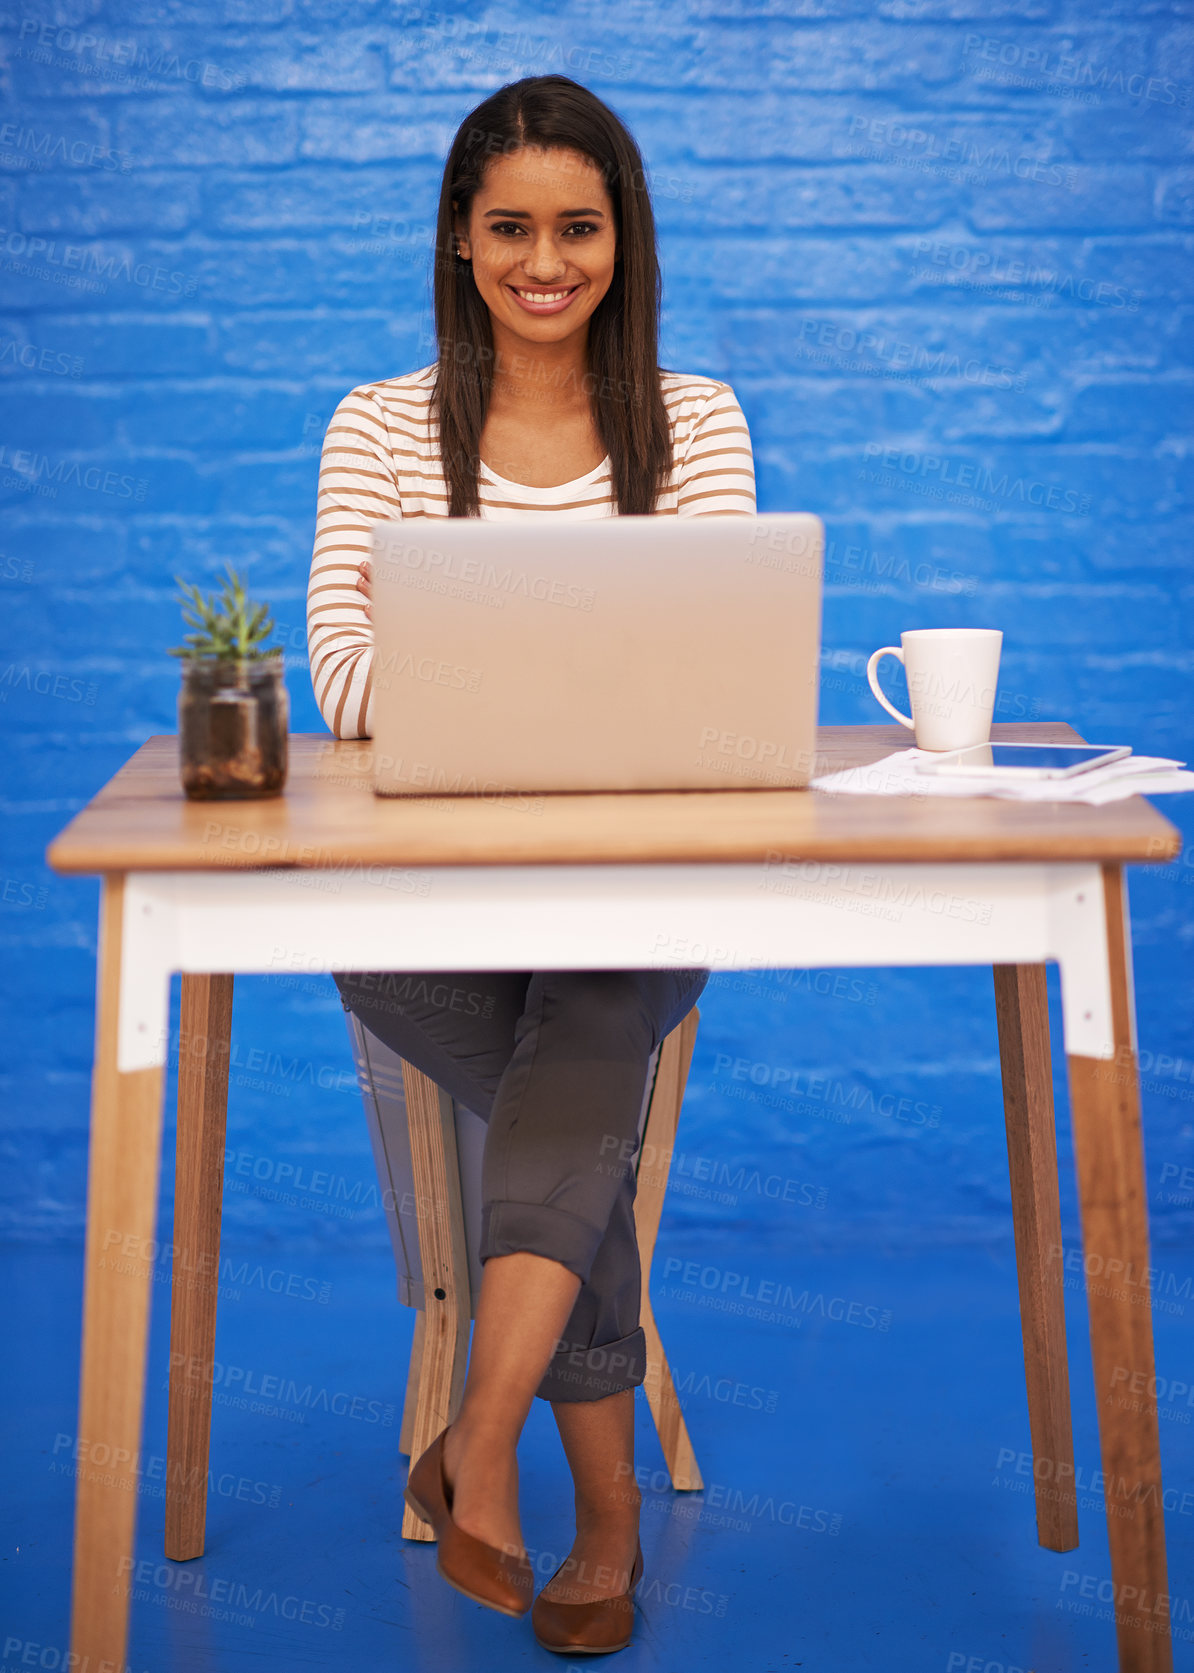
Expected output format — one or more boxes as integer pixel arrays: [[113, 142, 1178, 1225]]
[[810, 749, 1194, 804]]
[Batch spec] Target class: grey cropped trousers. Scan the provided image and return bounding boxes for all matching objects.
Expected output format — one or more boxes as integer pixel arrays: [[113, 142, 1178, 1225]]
[[333, 966, 708, 1404]]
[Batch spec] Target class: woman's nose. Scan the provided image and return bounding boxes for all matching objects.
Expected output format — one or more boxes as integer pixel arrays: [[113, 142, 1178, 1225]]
[[521, 239, 569, 279]]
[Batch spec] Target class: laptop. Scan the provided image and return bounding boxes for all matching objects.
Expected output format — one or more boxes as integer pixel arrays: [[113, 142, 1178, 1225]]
[[368, 513, 824, 795]]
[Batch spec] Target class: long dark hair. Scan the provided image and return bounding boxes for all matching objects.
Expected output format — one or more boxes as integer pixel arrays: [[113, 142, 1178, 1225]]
[[430, 75, 672, 517]]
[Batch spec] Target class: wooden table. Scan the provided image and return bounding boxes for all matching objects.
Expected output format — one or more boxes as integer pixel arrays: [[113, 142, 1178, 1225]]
[[46, 722, 1182, 1672]]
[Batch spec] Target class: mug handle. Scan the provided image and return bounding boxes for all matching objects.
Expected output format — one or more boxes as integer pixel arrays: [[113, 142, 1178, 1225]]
[[865, 646, 915, 729]]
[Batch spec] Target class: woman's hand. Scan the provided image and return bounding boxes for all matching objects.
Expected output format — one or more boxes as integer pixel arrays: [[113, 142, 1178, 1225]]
[[357, 556, 372, 621]]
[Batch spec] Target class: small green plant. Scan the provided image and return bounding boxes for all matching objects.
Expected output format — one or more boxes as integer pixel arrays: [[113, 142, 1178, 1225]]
[[167, 563, 282, 662]]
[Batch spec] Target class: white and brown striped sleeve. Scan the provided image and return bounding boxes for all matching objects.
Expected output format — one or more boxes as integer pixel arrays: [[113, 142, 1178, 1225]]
[[306, 386, 402, 739], [675, 382, 757, 516]]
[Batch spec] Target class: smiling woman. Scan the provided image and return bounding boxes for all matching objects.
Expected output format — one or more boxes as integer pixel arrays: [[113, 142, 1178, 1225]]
[[306, 76, 756, 743], [308, 75, 752, 1656]]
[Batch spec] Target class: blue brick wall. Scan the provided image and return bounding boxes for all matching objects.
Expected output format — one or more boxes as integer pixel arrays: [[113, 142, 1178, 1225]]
[[2, 2, 1193, 1262]]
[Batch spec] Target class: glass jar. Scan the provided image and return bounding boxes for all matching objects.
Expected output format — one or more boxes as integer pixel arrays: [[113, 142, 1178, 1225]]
[[178, 654, 289, 800]]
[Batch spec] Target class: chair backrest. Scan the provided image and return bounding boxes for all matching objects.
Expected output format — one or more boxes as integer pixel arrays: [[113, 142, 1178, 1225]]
[[346, 1012, 663, 1316]]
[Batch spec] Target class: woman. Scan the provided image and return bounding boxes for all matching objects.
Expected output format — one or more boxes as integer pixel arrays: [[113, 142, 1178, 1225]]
[[306, 74, 756, 1655]]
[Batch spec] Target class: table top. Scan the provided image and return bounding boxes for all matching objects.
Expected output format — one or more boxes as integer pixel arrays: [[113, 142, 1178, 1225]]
[[44, 723, 1181, 874]]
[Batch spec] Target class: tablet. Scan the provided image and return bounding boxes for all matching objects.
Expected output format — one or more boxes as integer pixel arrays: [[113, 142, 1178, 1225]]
[[914, 743, 1131, 780]]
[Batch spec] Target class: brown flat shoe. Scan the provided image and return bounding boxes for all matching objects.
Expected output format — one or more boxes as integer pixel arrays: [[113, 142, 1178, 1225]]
[[403, 1426, 534, 1618], [531, 1540, 644, 1655]]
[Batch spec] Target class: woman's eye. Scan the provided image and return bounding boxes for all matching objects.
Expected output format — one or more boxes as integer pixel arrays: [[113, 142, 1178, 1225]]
[[490, 222, 598, 237]]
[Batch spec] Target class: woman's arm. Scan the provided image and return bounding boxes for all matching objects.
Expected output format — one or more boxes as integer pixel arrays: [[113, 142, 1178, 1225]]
[[675, 382, 757, 516], [306, 387, 401, 739]]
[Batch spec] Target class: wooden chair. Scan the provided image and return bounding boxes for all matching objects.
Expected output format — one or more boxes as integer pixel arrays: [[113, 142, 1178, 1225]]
[[343, 1004, 703, 1541], [162, 965, 1077, 1561]]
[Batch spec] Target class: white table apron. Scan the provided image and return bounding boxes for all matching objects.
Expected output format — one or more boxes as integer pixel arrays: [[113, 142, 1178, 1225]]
[[113, 859, 1129, 1073]]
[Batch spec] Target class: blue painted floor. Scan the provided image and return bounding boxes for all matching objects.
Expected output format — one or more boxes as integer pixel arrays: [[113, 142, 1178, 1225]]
[[4, 1240, 1193, 1673]]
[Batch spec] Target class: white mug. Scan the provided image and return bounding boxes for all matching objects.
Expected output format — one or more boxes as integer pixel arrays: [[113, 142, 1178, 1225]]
[[865, 628, 1003, 751]]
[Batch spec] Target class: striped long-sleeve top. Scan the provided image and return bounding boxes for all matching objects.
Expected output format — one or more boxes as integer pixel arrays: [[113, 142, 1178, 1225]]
[[307, 361, 756, 739]]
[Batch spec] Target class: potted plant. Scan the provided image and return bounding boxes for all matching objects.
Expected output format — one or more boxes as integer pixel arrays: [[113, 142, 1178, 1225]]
[[168, 563, 289, 800]]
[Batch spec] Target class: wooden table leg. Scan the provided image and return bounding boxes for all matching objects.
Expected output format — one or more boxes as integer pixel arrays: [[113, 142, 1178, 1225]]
[[70, 875, 167, 1669], [994, 963, 1078, 1551], [165, 973, 234, 1560], [1066, 865, 1172, 1672]]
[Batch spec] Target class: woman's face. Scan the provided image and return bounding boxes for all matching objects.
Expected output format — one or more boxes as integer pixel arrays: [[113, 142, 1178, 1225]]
[[454, 145, 619, 351]]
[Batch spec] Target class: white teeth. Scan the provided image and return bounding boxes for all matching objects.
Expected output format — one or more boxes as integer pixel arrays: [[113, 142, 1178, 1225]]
[[515, 287, 573, 303]]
